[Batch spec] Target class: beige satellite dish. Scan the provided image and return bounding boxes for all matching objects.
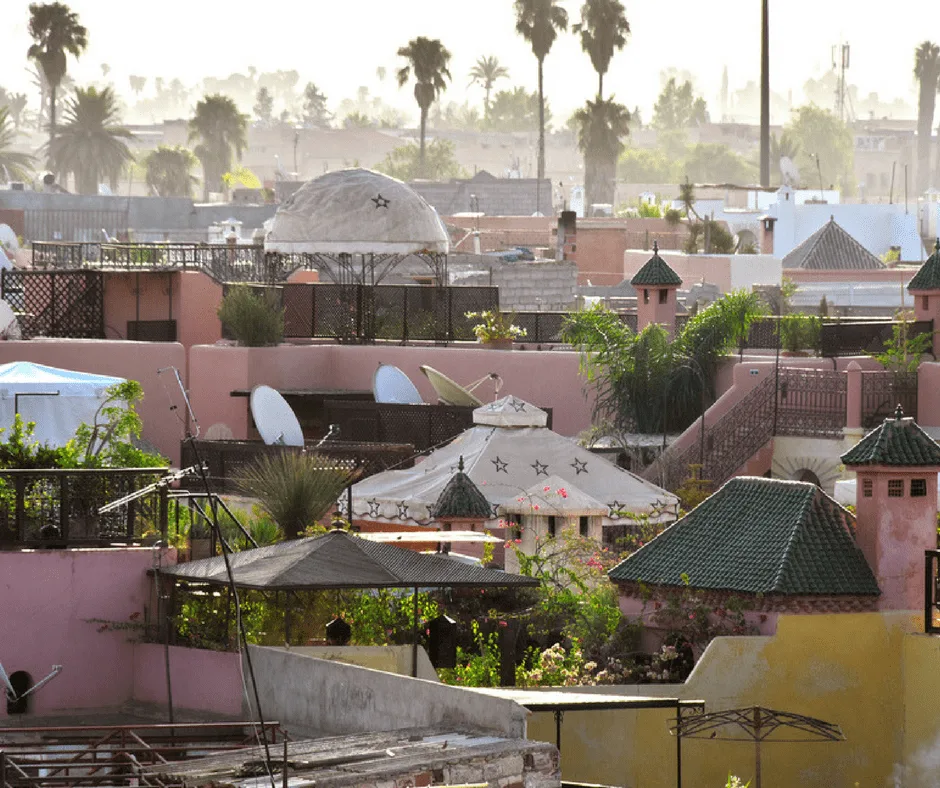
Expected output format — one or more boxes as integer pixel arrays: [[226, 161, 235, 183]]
[[419, 365, 483, 407]]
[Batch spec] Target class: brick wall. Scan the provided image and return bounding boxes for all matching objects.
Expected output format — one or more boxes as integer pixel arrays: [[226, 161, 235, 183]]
[[457, 260, 578, 311]]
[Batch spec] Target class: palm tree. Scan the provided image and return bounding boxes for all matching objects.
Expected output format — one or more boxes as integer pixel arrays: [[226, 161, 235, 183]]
[[573, 0, 630, 99], [396, 37, 452, 179], [144, 145, 198, 198], [914, 41, 940, 194], [0, 108, 35, 183], [769, 130, 801, 183], [468, 55, 509, 120], [128, 75, 146, 98], [573, 96, 630, 207], [514, 0, 569, 182], [27, 2, 88, 156], [188, 94, 248, 200], [4, 94, 30, 132], [47, 87, 132, 194]]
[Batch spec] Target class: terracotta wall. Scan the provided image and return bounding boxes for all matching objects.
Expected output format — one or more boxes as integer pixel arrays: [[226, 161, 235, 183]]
[[444, 215, 552, 253], [574, 220, 689, 286], [133, 644, 244, 717]]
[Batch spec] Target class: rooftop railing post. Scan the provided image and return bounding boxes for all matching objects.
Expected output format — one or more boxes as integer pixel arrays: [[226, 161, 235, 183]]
[[926, 551, 936, 634]]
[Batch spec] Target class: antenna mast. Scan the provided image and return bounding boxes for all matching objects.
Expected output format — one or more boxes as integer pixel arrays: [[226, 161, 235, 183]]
[[832, 42, 851, 123]]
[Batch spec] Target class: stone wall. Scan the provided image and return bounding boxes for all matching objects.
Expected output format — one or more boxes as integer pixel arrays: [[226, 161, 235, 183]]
[[453, 258, 578, 311]]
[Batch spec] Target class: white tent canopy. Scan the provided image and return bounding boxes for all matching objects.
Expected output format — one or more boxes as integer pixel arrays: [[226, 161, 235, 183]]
[[0, 362, 125, 447], [351, 395, 678, 527]]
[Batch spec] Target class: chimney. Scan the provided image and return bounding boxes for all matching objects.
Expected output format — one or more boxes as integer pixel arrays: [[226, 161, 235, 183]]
[[557, 210, 577, 262]]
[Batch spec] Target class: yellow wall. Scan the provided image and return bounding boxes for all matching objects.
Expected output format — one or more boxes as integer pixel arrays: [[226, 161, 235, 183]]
[[526, 612, 940, 787]]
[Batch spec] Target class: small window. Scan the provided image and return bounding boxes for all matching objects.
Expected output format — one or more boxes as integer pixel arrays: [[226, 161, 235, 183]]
[[547, 516, 558, 538], [643, 289, 650, 304], [862, 479, 873, 498], [923, 295, 929, 311], [579, 516, 589, 537], [911, 478, 928, 497], [888, 479, 904, 497], [504, 515, 522, 541], [658, 288, 668, 304]]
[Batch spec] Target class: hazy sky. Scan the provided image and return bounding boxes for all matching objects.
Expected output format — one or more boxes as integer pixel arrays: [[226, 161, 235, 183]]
[[1, 0, 930, 121]]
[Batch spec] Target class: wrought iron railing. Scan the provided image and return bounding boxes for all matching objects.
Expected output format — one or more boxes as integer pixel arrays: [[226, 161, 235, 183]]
[[0, 467, 169, 546], [862, 371, 918, 428], [0, 269, 105, 339], [775, 368, 846, 438], [821, 319, 933, 357], [926, 550, 940, 634]]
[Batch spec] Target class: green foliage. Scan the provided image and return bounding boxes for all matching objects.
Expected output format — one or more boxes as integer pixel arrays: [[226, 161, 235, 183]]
[[235, 451, 358, 539], [683, 143, 757, 184], [779, 313, 821, 353], [487, 86, 547, 132], [468, 55, 509, 119], [786, 104, 856, 196], [725, 776, 750, 788], [618, 146, 677, 183], [573, 0, 630, 97], [189, 94, 249, 198], [0, 107, 34, 183], [0, 414, 74, 469], [874, 315, 931, 373], [636, 201, 662, 218], [144, 145, 198, 198], [465, 310, 526, 341], [573, 95, 631, 206], [375, 138, 465, 182], [217, 285, 284, 346], [343, 589, 440, 646], [683, 218, 737, 254], [652, 78, 708, 131]]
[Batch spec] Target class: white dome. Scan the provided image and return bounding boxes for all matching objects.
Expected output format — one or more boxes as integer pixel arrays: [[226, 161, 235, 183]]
[[265, 168, 449, 255]]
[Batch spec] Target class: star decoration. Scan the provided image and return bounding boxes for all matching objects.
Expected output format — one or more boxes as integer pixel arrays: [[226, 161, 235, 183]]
[[608, 501, 623, 518], [491, 503, 501, 518], [510, 399, 527, 412], [367, 499, 381, 518], [397, 501, 409, 520], [492, 457, 508, 473], [531, 460, 548, 477], [571, 459, 588, 475], [372, 193, 391, 209]]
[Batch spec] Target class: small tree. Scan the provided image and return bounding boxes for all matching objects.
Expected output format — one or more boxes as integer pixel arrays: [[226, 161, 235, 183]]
[[217, 286, 284, 347]]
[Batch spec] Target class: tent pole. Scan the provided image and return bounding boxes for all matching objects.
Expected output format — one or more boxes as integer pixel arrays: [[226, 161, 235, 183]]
[[284, 591, 291, 647], [412, 586, 419, 678]]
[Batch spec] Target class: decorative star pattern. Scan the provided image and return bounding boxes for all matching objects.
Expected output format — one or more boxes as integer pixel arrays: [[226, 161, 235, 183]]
[[367, 499, 381, 518], [531, 460, 548, 477], [608, 501, 623, 518], [491, 503, 501, 518], [371, 193, 391, 209], [492, 457, 508, 473], [510, 399, 527, 412], [397, 501, 409, 520], [571, 458, 588, 475]]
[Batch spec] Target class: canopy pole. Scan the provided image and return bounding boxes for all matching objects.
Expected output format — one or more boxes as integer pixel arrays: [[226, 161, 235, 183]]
[[284, 591, 292, 647], [754, 706, 762, 788], [675, 702, 682, 788], [412, 586, 419, 678]]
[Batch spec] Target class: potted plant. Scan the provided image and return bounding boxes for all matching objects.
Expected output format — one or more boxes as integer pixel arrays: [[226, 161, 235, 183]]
[[465, 310, 526, 350]]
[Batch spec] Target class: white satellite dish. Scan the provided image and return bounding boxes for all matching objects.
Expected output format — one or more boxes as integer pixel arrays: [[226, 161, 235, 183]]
[[779, 156, 800, 187], [0, 300, 16, 334], [419, 365, 484, 407], [250, 385, 304, 447], [0, 224, 18, 252], [373, 364, 424, 405]]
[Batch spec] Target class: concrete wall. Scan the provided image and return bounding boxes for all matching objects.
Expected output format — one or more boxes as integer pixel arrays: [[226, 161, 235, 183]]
[[286, 645, 438, 681], [247, 645, 528, 738], [623, 250, 782, 293], [456, 260, 578, 311]]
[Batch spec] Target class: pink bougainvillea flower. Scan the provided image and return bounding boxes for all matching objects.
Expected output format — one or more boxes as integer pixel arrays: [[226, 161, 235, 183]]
[[533, 504, 539, 511], [543, 485, 551, 492]]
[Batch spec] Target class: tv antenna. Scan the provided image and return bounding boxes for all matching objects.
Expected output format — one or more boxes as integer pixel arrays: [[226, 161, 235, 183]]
[[831, 42, 853, 123], [779, 156, 800, 188]]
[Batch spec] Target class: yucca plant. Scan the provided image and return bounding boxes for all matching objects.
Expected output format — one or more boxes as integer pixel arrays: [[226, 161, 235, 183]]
[[217, 285, 284, 347], [235, 451, 358, 539]]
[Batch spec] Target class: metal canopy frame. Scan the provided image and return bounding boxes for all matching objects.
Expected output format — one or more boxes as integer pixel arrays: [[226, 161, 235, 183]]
[[307, 252, 448, 287]]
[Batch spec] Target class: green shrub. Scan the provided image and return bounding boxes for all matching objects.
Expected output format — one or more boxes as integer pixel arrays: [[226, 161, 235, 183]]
[[780, 313, 821, 353], [217, 286, 284, 346]]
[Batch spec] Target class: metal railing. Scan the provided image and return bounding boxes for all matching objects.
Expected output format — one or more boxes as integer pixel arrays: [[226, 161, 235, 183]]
[[862, 371, 918, 428], [0, 467, 169, 547], [0, 269, 105, 339], [926, 550, 940, 634], [775, 368, 847, 438]]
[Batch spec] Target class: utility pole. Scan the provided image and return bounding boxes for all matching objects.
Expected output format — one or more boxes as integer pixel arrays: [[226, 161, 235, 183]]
[[759, 0, 770, 187]]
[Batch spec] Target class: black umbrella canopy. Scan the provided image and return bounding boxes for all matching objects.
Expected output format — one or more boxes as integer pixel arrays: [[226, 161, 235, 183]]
[[159, 529, 539, 591]]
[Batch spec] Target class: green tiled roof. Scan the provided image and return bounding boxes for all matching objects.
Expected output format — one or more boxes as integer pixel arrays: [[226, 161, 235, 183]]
[[432, 458, 493, 520], [907, 239, 940, 291], [608, 477, 879, 596], [841, 408, 940, 467], [630, 250, 683, 287]]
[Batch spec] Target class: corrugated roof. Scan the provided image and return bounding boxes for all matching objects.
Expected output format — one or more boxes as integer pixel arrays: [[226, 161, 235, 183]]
[[841, 408, 940, 466], [160, 530, 539, 590], [907, 239, 940, 291], [609, 477, 879, 596], [781, 217, 886, 271], [630, 248, 682, 287]]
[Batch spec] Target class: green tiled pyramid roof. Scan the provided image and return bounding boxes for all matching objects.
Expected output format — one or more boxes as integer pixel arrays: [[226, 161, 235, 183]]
[[608, 477, 879, 596], [782, 217, 885, 271], [841, 407, 940, 467], [907, 239, 940, 291], [630, 245, 683, 287], [432, 457, 493, 520]]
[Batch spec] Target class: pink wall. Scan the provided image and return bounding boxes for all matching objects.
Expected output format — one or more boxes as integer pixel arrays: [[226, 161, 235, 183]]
[[102, 272, 175, 340], [0, 340, 187, 465], [786, 268, 915, 284], [133, 644, 244, 717], [636, 285, 679, 337], [174, 272, 223, 352], [918, 362, 940, 427], [188, 343, 594, 440], [0, 548, 153, 717], [574, 220, 689, 286]]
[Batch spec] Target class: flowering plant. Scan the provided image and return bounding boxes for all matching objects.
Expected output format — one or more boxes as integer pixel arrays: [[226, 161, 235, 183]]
[[465, 310, 527, 342]]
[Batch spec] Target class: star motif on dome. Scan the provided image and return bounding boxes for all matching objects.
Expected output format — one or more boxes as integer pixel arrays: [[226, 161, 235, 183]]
[[491, 503, 501, 518], [531, 460, 548, 477], [372, 193, 391, 209], [367, 499, 381, 518], [510, 399, 527, 412], [492, 456, 508, 473], [396, 501, 409, 520], [608, 501, 623, 517], [571, 459, 588, 475]]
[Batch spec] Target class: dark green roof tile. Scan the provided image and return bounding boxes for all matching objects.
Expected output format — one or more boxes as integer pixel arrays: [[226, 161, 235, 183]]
[[433, 458, 493, 520], [630, 248, 683, 287], [608, 477, 879, 596], [782, 217, 886, 271], [841, 408, 940, 466], [907, 239, 940, 291]]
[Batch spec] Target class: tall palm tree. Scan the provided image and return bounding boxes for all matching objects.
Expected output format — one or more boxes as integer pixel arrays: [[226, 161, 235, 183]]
[[514, 0, 568, 183], [0, 108, 35, 183], [145, 145, 198, 198], [914, 41, 940, 194], [47, 86, 132, 194], [188, 94, 248, 200], [27, 2, 88, 156], [573, 0, 630, 99], [573, 96, 630, 208], [468, 55, 509, 120], [396, 37, 452, 179]]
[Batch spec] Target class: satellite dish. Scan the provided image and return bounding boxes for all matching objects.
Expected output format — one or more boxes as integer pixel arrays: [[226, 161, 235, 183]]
[[419, 365, 484, 407], [779, 157, 800, 187], [250, 385, 304, 447], [373, 364, 424, 405], [0, 300, 17, 338], [0, 224, 18, 252]]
